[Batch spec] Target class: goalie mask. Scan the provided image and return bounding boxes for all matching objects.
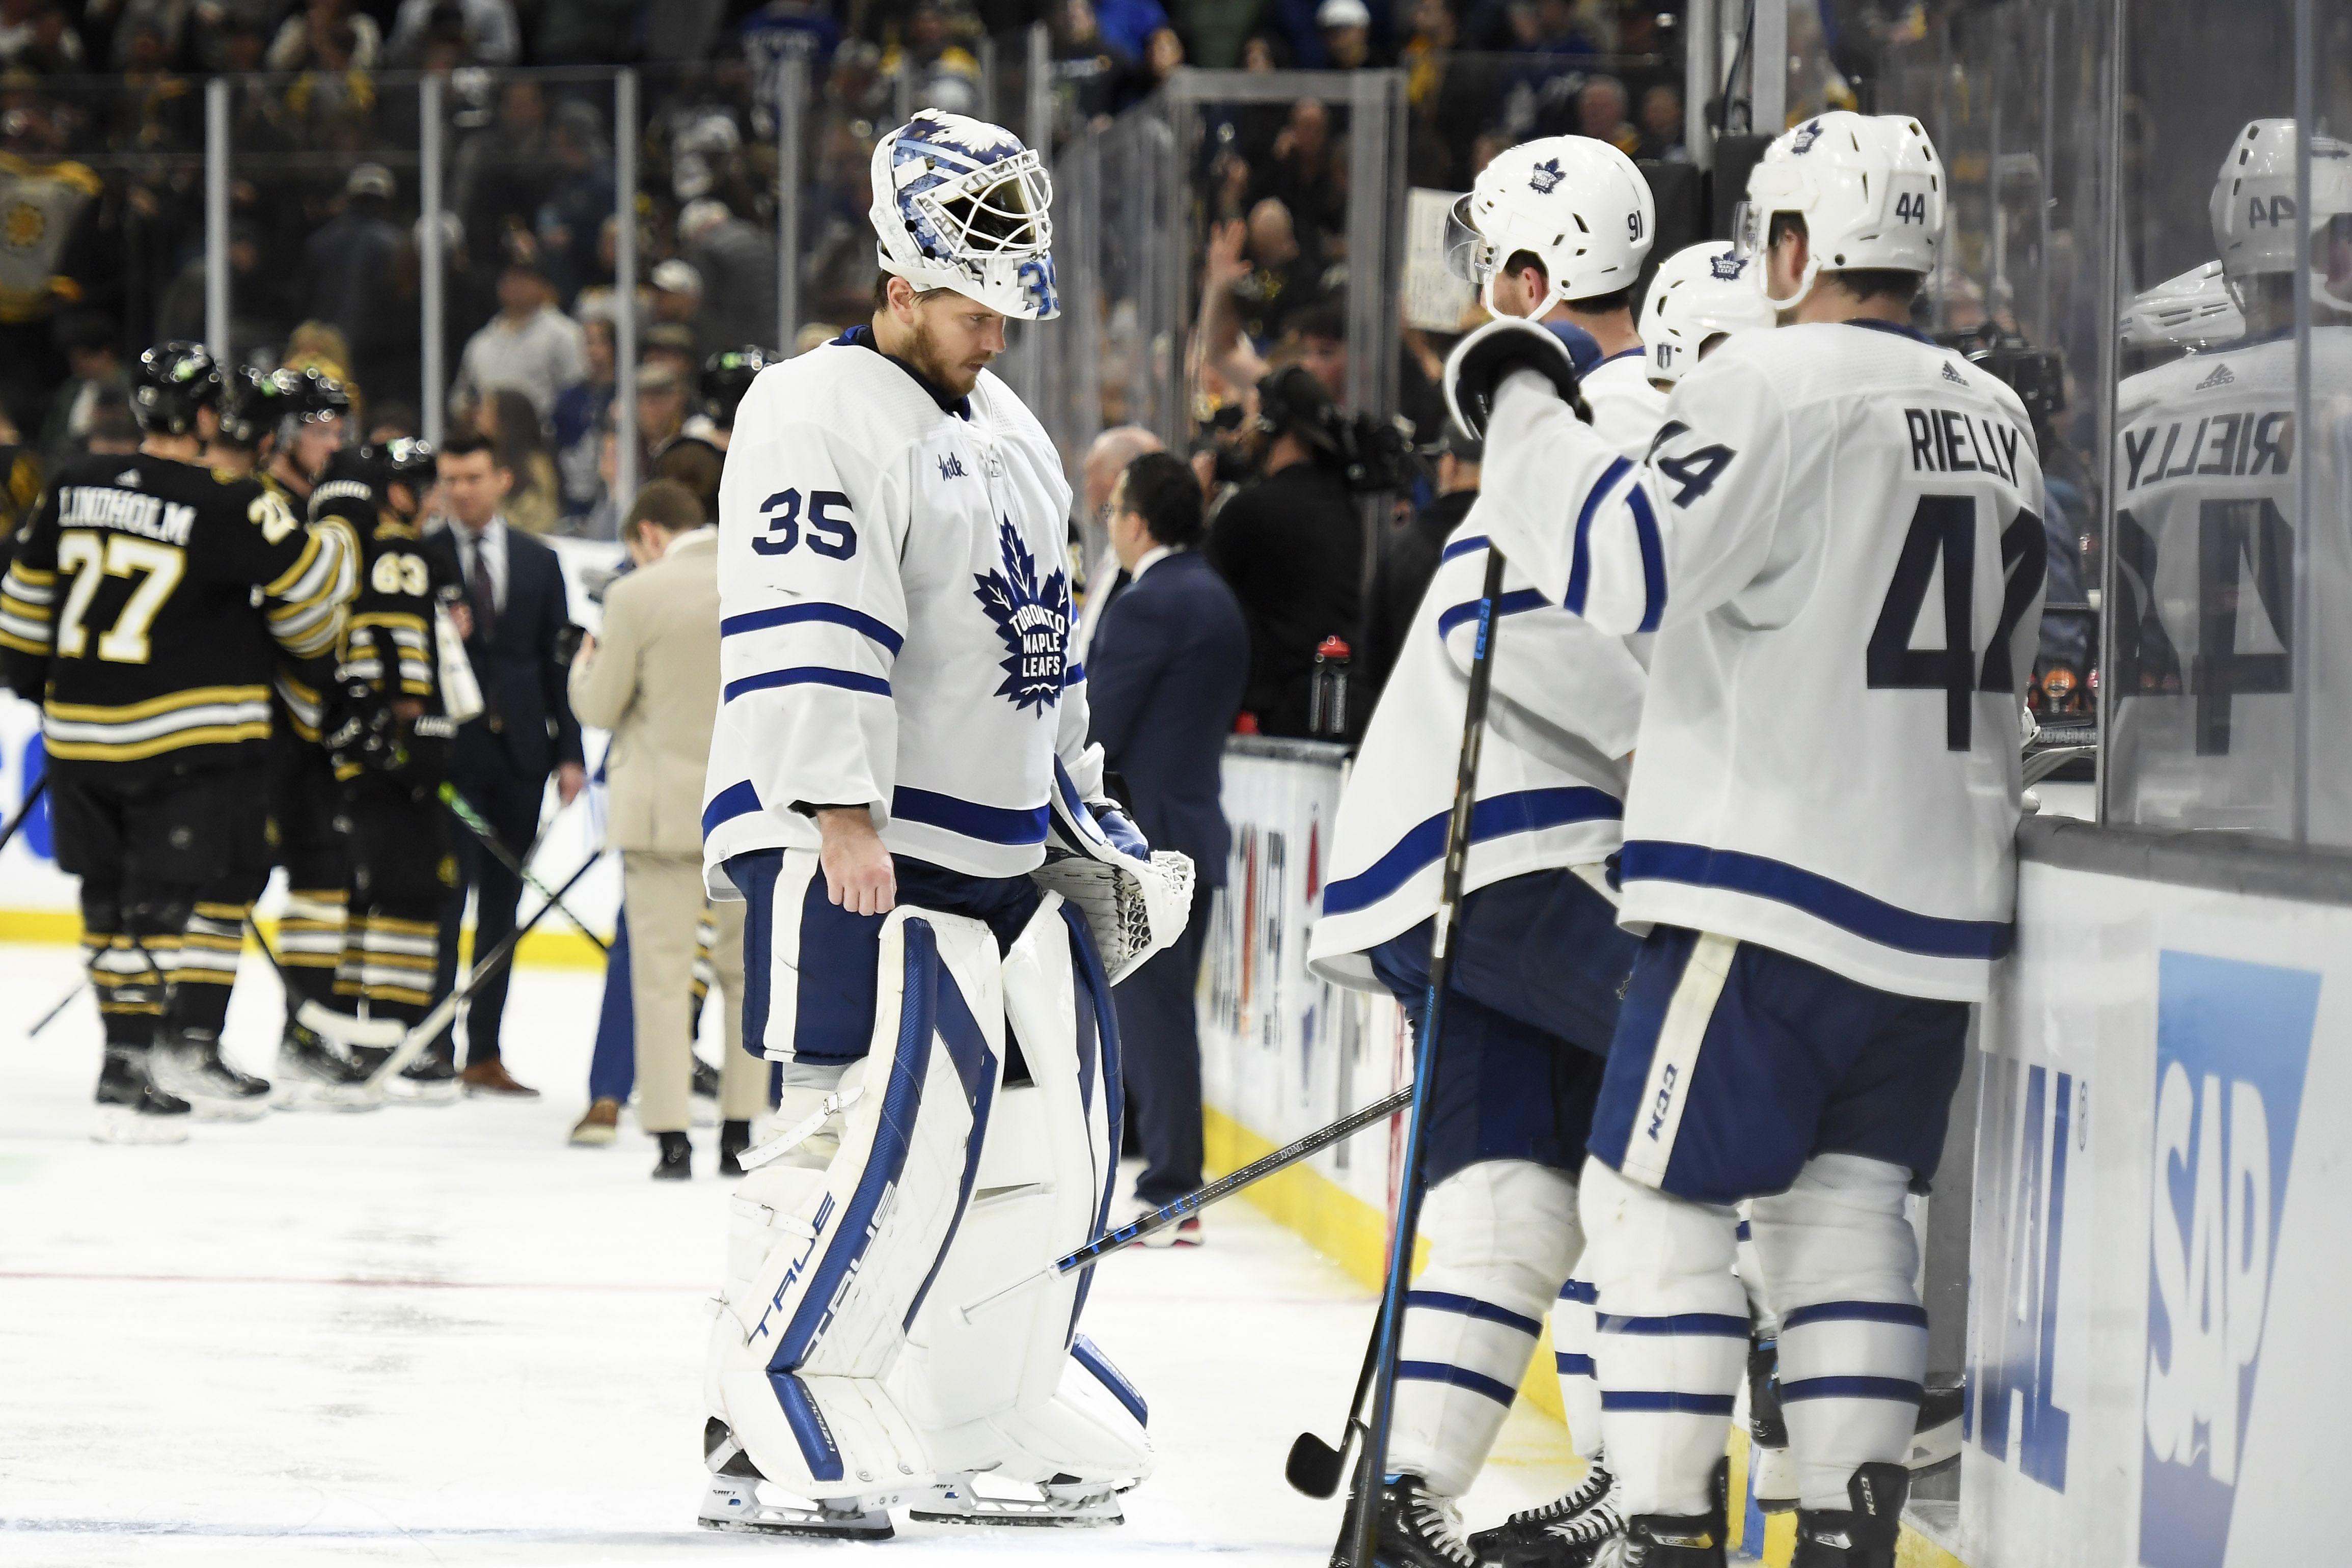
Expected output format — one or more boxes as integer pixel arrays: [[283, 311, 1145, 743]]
[[869, 109, 1060, 320]]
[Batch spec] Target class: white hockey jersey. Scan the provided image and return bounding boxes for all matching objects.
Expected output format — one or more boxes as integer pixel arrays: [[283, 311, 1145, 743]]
[[1308, 361, 1662, 986], [701, 334, 1100, 889], [2108, 327, 2352, 840], [1480, 319, 2047, 1001], [1579, 347, 1671, 454]]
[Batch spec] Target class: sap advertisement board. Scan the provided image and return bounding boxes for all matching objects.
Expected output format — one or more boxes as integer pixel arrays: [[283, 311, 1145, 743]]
[[1962, 846, 2347, 1568], [1198, 739, 1410, 1216]]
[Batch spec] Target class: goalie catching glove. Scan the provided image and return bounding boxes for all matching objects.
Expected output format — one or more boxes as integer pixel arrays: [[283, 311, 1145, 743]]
[[1443, 315, 1592, 442], [1030, 761, 1194, 983]]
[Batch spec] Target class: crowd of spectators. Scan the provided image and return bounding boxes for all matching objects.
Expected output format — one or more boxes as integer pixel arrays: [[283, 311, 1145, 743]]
[[0, 0, 1687, 536]]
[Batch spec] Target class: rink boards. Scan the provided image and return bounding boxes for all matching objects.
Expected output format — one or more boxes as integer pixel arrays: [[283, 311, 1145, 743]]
[[1206, 747, 2352, 1568], [1964, 820, 2352, 1568]]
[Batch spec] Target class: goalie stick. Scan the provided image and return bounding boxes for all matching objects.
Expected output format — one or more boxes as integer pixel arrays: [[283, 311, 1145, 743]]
[[956, 1084, 1415, 1322]]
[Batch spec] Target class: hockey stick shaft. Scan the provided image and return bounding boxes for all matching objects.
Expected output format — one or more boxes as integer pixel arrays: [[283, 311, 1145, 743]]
[[437, 783, 609, 952], [364, 846, 605, 1086], [1345, 548, 1507, 1566], [0, 772, 48, 857], [243, 917, 406, 1047], [959, 1084, 1414, 1319], [27, 978, 88, 1038]]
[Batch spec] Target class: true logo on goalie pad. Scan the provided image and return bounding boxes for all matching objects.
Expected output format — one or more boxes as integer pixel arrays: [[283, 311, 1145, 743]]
[[755, 1191, 836, 1343]]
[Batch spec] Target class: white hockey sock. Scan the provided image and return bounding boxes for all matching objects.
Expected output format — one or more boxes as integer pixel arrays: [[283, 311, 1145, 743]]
[[1553, 1276, 1603, 1461], [1748, 1154, 1926, 1510], [1579, 1158, 1746, 1519], [1389, 1161, 1580, 1497]]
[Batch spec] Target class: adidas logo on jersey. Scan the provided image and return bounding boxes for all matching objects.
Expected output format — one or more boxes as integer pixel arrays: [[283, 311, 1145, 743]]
[[2195, 362, 2236, 390], [1941, 362, 1968, 386]]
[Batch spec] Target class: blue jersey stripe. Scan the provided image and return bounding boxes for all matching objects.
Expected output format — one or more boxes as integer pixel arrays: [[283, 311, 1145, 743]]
[[1440, 534, 1491, 563], [701, 779, 761, 839], [1627, 484, 1666, 631], [1434, 587, 1548, 642], [1406, 1289, 1545, 1338], [724, 666, 891, 703], [1564, 456, 1632, 614], [1618, 840, 2015, 960], [891, 786, 1050, 846], [1321, 787, 1622, 918], [719, 601, 906, 655], [1555, 1352, 1596, 1377], [1396, 1360, 1519, 1407], [1558, 1278, 1599, 1305]]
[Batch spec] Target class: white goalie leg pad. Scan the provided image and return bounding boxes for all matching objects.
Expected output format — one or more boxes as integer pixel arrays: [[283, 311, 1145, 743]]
[[706, 907, 1006, 1504], [1579, 1157, 1748, 1520], [1390, 1160, 1581, 1497], [894, 894, 1153, 1490], [1745, 1153, 1925, 1511]]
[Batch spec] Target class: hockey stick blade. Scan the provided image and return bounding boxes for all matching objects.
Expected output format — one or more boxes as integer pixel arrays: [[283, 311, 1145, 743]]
[[1287, 1317, 1383, 1497], [958, 1085, 1414, 1322], [297, 999, 404, 1047]]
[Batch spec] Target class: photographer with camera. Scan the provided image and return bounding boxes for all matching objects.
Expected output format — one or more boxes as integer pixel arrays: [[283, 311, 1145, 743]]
[[1205, 365, 1374, 739]]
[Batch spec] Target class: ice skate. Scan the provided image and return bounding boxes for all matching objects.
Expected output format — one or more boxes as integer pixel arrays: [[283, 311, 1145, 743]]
[[379, 1043, 461, 1105], [1791, 1463, 1906, 1568], [1581, 1512, 1725, 1568], [1472, 1457, 1622, 1560], [694, 1420, 894, 1539], [1480, 1467, 1624, 1565], [152, 1029, 271, 1120], [908, 1471, 1127, 1528], [270, 1021, 381, 1112], [92, 1047, 192, 1144], [1330, 1473, 1477, 1567]]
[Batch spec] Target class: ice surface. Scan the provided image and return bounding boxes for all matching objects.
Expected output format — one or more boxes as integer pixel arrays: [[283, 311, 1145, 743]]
[[0, 942, 1580, 1564]]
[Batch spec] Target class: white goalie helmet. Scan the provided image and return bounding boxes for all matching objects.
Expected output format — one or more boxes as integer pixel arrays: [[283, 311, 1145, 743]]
[[1638, 242, 1777, 384], [1442, 135, 1656, 317], [2208, 118, 2352, 316], [1734, 111, 1945, 311], [868, 108, 1060, 320], [2120, 260, 2247, 354]]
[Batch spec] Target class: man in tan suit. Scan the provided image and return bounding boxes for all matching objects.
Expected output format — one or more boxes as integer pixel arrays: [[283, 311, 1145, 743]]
[[569, 481, 768, 1178]]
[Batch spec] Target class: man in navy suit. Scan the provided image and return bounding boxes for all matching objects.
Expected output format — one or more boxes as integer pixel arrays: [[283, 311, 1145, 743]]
[[1083, 452, 1249, 1240], [418, 431, 587, 1097]]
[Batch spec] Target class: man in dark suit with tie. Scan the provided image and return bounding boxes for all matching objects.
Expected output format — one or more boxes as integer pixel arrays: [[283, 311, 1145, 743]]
[[1083, 451, 1250, 1242], [417, 431, 587, 1097]]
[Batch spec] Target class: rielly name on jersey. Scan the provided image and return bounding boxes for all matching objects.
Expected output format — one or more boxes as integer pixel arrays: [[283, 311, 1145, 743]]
[[1478, 320, 2047, 1002], [0, 454, 347, 771]]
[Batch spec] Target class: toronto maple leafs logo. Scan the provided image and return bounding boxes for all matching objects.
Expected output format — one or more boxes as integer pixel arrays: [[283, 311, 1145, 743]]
[[1528, 157, 1564, 195], [973, 517, 1070, 713], [1789, 119, 1825, 155], [1708, 250, 1746, 281]]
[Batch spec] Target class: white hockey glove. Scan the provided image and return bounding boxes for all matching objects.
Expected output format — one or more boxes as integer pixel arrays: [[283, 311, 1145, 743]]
[[1443, 315, 1592, 441], [1031, 763, 1195, 983]]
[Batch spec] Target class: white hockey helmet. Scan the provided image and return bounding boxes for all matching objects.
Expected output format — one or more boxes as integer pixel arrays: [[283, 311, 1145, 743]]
[[2208, 118, 2352, 315], [1442, 135, 1656, 317], [1734, 111, 1945, 311], [2119, 260, 2247, 354], [1638, 242, 1777, 384], [868, 108, 1059, 320]]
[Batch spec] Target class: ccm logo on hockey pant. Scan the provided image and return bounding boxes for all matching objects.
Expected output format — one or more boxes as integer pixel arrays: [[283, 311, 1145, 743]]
[[2139, 951, 2317, 1568], [1646, 1064, 1680, 1141]]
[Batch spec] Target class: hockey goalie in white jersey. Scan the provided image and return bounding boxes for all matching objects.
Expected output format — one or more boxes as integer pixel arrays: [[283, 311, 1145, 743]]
[[692, 110, 1192, 1541], [2109, 119, 2352, 839], [1448, 113, 2044, 1568]]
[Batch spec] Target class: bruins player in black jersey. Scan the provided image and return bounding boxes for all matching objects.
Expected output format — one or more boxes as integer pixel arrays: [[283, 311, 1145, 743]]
[[0, 344, 354, 1140], [317, 438, 464, 1095], [192, 368, 382, 1107]]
